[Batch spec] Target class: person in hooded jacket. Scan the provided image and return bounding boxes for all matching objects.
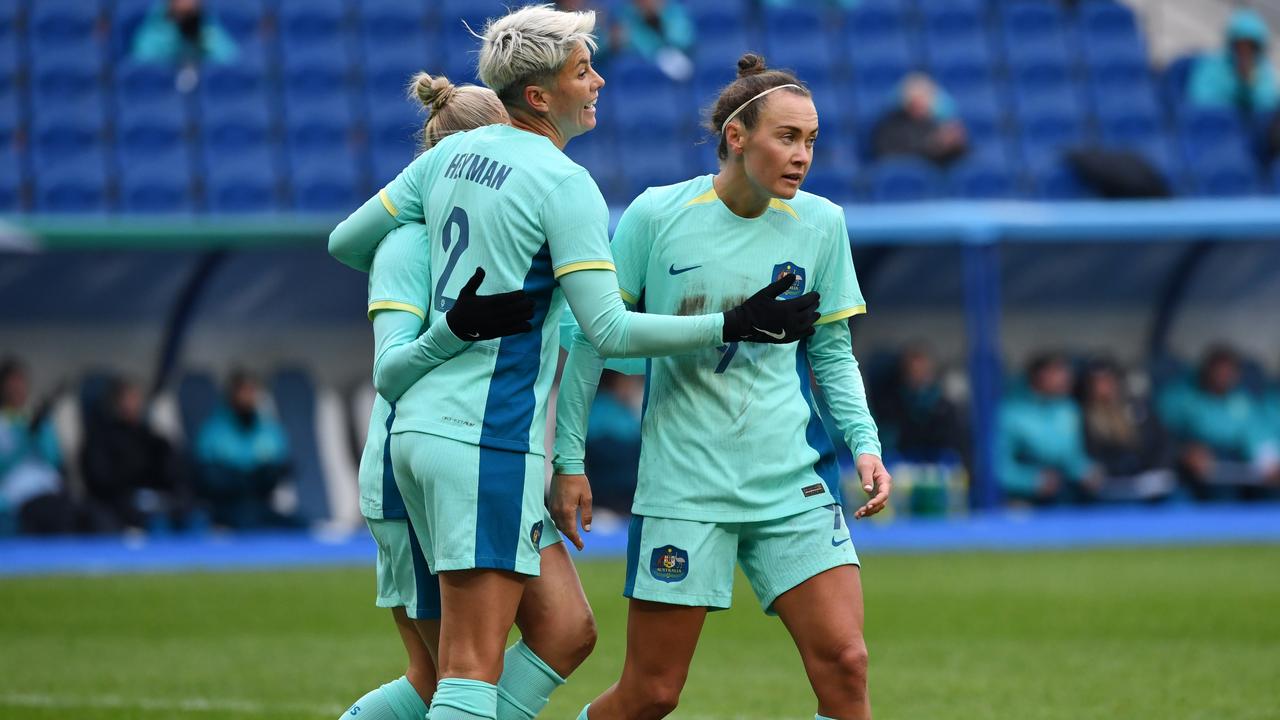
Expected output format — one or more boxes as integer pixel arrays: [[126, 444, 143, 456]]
[[1188, 8, 1279, 114]]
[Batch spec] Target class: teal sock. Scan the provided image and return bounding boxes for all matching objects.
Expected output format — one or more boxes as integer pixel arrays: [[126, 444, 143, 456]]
[[496, 640, 566, 720], [816, 715, 838, 720], [576, 703, 590, 720], [340, 676, 428, 720], [429, 678, 498, 720]]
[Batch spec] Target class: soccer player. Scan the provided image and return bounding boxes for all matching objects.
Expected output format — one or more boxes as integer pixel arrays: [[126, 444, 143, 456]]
[[327, 8, 821, 720], [552, 54, 893, 720], [342, 75, 592, 720]]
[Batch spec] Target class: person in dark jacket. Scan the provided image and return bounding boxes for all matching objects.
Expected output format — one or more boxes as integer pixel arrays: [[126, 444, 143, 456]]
[[81, 378, 192, 532], [871, 73, 968, 166], [1077, 359, 1175, 502]]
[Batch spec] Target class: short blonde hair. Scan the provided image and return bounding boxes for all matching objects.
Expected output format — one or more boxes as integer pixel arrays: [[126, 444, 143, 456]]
[[476, 4, 597, 103], [408, 72, 509, 150]]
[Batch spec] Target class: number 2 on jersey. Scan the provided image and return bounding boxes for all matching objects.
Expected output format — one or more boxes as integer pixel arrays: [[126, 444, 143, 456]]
[[434, 206, 470, 312]]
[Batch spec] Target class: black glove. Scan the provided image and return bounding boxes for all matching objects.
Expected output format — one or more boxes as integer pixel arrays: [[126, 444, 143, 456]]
[[445, 268, 535, 341], [722, 273, 820, 344]]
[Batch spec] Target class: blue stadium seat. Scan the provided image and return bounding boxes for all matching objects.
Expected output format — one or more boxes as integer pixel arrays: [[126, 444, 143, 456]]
[[205, 150, 280, 212], [767, 35, 838, 83], [117, 97, 187, 158], [694, 25, 755, 70], [270, 367, 332, 523], [1178, 107, 1246, 160], [290, 155, 361, 212], [114, 61, 181, 104], [617, 137, 696, 199], [119, 149, 195, 213], [1012, 77, 1083, 119], [801, 166, 858, 204], [953, 84, 1004, 143], [0, 84, 19, 149], [361, 0, 429, 43], [867, 158, 943, 203], [285, 97, 357, 155], [31, 54, 104, 108], [848, 27, 915, 70], [1002, 1, 1065, 40], [366, 99, 421, 158], [0, 145, 24, 211], [693, 62, 737, 104], [843, 0, 906, 39], [369, 146, 413, 189], [200, 98, 273, 155], [35, 152, 110, 213], [1160, 55, 1197, 112], [762, 5, 825, 36], [213, 0, 267, 42], [31, 103, 105, 163], [614, 85, 690, 140], [1078, 1, 1145, 62], [926, 30, 995, 71], [920, 3, 982, 40], [1188, 144, 1262, 197], [1271, 160, 1280, 195], [29, 0, 100, 49], [949, 157, 1018, 199], [278, 0, 347, 48], [0, 14, 20, 80], [198, 60, 268, 103], [811, 80, 854, 133], [1028, 159, 1087, 199], [1087, 56, 1151, 96], [1018, 110, 1087, 168], [281, 41, 353, 95], [361, 31, 434, 102], [564, 129, 619, 199]]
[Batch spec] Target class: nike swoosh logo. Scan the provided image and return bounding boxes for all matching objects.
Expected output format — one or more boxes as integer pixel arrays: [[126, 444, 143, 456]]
[[669, 263, 701, 275], [753, 326, 787, 340], [465, 332, 480, 339], [831, 537, 850, 547]]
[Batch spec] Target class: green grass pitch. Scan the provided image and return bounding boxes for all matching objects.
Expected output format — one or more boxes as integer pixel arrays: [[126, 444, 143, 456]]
[[2, 545, 1278, 719]]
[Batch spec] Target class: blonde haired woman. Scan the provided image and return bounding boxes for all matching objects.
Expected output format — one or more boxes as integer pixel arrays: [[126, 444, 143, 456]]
[[328, 6, 821, 720]]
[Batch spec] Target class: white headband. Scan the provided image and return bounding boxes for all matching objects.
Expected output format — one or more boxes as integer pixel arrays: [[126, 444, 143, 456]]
[[720, 83, 802, 134]]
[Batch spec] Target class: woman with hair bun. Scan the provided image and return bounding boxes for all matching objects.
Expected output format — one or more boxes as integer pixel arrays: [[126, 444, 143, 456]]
[[553, 53, 891, 720], [340, 74, 575, 720]]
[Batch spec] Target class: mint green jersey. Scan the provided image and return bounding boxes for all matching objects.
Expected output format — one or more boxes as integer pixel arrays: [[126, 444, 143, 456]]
[[378, 124, 616, 454], [358, 223, 434, 520], [613, 175, 874, 523]]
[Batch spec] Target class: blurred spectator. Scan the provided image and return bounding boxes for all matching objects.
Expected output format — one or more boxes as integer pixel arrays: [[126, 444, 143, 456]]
[[195, 370, 295, 529], [583, 371, 644, 513], [996, 354, 1102, 506], [131, 0, 237, 87], [1158, 346, 1280, 498], [871, 73, 968, 167], [80, 378, 193, 533], [615, 0, 695, 82], [557, 0, 618, 59], [0, 359, 75, 535], [879, 346, 963, 462], [1076, 359, 1176, 502], [1187, 8, 1279, 114]]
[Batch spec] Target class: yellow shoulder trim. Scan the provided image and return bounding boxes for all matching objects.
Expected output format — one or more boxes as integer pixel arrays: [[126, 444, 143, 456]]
[[554, 260, 616, 279], [378, 188, 399, 217], [368, 300, 425, 321], [683, 188, 719, 207], [769, 198, 799, 220], [619, 287, 639, 305], [815, 305, 867, 325]]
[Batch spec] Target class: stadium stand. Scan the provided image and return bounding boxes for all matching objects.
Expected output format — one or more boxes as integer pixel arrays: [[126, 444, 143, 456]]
[[0, 0, 1275, 212]]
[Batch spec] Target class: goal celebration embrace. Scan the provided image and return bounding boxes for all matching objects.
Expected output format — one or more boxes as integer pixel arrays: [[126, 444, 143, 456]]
[[328, 4, 890, 720]]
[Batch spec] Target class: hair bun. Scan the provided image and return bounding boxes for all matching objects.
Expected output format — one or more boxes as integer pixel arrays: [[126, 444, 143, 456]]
[[410, 72, 458, 114], [736, 53, 767, 78]]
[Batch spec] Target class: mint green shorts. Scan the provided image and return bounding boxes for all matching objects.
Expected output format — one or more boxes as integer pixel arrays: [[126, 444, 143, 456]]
[[367, 517, 441, 620], [390, 431, 559, 577], [624, 504, 859, 613]]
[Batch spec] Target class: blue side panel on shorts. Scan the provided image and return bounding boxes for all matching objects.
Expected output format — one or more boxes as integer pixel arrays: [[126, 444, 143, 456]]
[[406, 516, 441, 619], [381, 402, 407, 519], [623, 515, 644, 597], [475, 448, 524, 571], [480, 242, 555, 448], [796, 341, 842, 503]]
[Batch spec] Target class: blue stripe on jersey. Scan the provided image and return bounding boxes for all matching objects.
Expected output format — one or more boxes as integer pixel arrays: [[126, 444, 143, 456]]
[[623, 515, 645, 597], [475, 447, 524, 571], [640, 358, 652, 419], [405, 516, 441, 619], [381, 402, 407, 519], [796, 341, 842, 504], [480, 242, 556, 448]]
